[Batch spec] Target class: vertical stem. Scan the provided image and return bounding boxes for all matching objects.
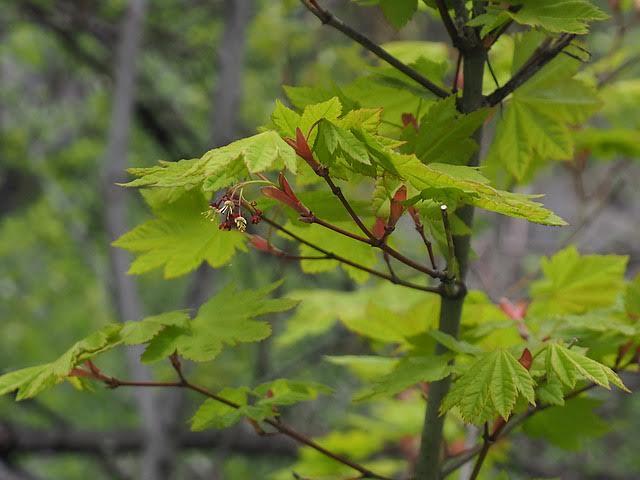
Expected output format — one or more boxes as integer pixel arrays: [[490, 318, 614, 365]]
[[415, 47, 486, 480]]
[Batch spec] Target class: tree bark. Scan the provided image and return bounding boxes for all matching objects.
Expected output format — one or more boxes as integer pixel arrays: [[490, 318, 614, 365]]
[[415, 45, 486, 480]]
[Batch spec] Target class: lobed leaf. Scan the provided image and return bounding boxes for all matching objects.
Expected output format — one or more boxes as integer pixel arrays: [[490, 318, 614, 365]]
[[113, 191, 246, 278], [441, 349, 535, 424]]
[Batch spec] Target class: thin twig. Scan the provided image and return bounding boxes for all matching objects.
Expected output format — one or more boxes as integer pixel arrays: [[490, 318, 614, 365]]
[[312, 211, 447, 280], [440, 205, 457, 279], [300, 0, 449, 98], [485, 34, 576, 106], [598, 53, 640, 87], [468, 423, 490, 480], [382, 252, 398, 281], [318, 171, 375, 239], [435, 0, 462, 47], [260, 215, 445, 295], [105, 371, 392, 480], [452, 51, 462, 94], [304, 166, 447, 280]]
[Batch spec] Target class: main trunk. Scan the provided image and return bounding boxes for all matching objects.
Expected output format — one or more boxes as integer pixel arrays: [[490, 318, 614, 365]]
[[415, 47, 486, 480]]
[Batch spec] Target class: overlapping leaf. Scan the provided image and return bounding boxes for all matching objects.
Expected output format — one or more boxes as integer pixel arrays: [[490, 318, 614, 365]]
[[191, 379, 330, 431], [523, 397, 608, 450], [142, 282, 298, 363], [469, 1, 607, 36], [413, 97, 489, 165], [0, 324, 122, 400], [529, 246, 628, 315], [442, 349, 535, 424], [355, 355, 451, 401], [508, 0, 607, 34], [544, 343, 628, 391], [391, 155, 567, 225], [277, 283, 440, 347], [123, 130, 297, 191], [486, 32, 602, 179]]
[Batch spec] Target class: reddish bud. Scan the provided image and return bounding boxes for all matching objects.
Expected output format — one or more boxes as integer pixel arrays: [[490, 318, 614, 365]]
[[286, 127, 322, 172], [248, 234, 278, 254], [455, 69, 464, 91], [261, 185, 311, 216], [266, 389, 274, 398], [388, 185, 407, 229], [295, 128, 313, 158], [278, 172, 297, 199], [68, 368, 92, 378], [499, 297, 528, 320], [401, 113, 419, 130], [398, 435, 419, 463], [491, 416, 507, 438], [372, 217, 386, 240], [447, 439, 467, 457], [518, 348, 533, 371]]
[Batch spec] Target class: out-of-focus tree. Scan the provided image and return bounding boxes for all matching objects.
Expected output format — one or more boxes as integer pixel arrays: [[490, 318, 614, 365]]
[[0, 1, 639, 479]]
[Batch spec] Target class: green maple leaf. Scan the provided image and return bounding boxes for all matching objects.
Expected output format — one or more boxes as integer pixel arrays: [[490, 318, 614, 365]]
[[316, 119, 371, 166], [299, 97, 343, 138], [379, 0, 418, 29], [271, 99, 301, 138], [355, 355, 451, 401], [0, 324, 123, 400], [113, 190, 246, 279], [413, 96, 489, 165], [442, 349, 535, 424], [191, 387, 251, 431], [545, 343, 628, 391], [191, 380, 330, 431], [523, 397, 608, 450], [486, 32, 602, 179], [123, 130, 297, 191], [120, 311, 190, 345], [508, 0, 608, 34], [142, 282, 298, 363], [253, 379, 332, 407], [529, 246, 628, 315], [391, 155, 567, 225]]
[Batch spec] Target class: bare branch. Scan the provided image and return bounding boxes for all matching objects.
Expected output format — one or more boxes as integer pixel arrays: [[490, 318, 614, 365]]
[[260, 215, 445, 296], [485, 34, 576, 106], [435, 0, 462, 47], [299, 0, 449, 98]]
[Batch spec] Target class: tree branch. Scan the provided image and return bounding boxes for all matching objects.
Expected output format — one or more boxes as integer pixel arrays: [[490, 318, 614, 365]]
[[260, 215, 445, 296], [485, 34, 576, 106], [102, 372, 393, 480], [299, 0, 449, 99], [301, 210, 447, 281], [434, 0, 462, 47]]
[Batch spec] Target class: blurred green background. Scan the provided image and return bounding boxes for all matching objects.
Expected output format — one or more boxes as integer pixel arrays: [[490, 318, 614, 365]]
[[0, 1, 639, 479]]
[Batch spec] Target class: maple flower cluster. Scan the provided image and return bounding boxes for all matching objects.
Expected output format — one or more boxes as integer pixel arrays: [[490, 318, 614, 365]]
[[204, 194, 262, 232]]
